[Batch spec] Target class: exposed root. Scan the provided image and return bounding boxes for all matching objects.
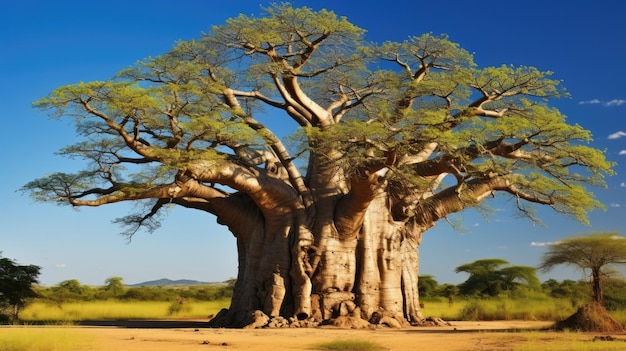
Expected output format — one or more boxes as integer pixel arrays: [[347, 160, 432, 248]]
[[243, 310, 270, 329], [416, 316, 452, 327], [207, 308, 451, 329]]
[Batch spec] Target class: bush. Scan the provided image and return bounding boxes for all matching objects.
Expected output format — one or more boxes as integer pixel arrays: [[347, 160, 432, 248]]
[[167, 300, 192, 316], [122, 286, 177, 301], [458, 301, 487, 321]]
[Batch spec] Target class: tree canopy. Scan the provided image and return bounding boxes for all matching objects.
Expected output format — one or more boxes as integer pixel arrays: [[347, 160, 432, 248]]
[[0, 254, 41, 322], [25, 4, 612, 230], [21, 4, 615, 327], [539, 232, 626, 306], [455, 258, 539, 296]]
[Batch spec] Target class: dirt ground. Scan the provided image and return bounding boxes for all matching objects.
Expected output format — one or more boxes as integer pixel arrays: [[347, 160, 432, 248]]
[[11, 320, 626, 351]]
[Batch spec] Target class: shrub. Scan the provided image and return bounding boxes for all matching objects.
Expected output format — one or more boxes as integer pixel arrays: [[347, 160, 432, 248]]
[[167, 300, 192, 316], [604, 278, 626, 311], [458, 301, 486, 321], [317, 340, 385, 351]]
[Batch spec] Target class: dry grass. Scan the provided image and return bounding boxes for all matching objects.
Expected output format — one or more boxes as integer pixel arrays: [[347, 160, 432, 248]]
[[0, 327, 95, 351], [420, 298, 626, 324], [19, 299, 229, 322]]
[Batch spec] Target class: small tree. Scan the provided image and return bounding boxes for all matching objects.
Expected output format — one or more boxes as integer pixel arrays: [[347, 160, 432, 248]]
[[541, 279, 588, 306], [104, 276, 126, 296], [436, 284, 459, 305], [417, 275, 439, 299], [0, 254, 41, 322], [456, 258, 539, 297], [539, 232, 626, 306]]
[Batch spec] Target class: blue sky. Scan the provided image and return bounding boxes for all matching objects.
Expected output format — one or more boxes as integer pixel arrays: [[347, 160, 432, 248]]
[[1, 0, 625, 286]]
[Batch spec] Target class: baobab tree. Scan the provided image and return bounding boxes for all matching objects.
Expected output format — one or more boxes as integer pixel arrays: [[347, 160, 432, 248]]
[[22, 5, 614, 327]]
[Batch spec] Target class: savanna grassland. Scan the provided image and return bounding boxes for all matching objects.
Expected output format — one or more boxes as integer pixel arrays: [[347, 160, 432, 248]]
[[3, 280, 626, 351]]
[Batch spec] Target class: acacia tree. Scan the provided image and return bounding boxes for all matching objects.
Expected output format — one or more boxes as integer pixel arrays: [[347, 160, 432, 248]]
[[455, 258, 539, 297], [104, 276, 126, 296], [23, 5, 613, 327], [0, 254, 41, 322], [539, 232, 626, 306]]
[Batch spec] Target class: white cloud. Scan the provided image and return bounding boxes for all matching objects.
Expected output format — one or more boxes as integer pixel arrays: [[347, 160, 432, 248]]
[[579, 99, 625, 107], [621, 182, 626, 187], [619, 150, 626, 155], [530, 241, 557, 247], [55, 263, 67, 268], [610, 203, 621, 208], [608, 131, 626, 139], [606, 99, 626, 107], [579, 99, 602, 105]]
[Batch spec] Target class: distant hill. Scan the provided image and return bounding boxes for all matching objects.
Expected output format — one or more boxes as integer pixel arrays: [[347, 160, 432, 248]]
[[128, 278, 220, 287]]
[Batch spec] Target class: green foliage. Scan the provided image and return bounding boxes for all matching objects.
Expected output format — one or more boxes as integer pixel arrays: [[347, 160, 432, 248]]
[[540, 232, 626, 273], [0, 254, 41, 322], [455, 258, 540, 297], [541, 279, 589, 304], [417, 275, 439, 298], [19, 3, 613, 245], [604, 278, 626, 311], [166, 299, 192, 316], [539, 232, 626, 304], [121, 286, 175, 301], [44, 280, 96, 302], [103, 276, 125, 297], [436, 284, 460, 303], [35, 280, 234, 304]]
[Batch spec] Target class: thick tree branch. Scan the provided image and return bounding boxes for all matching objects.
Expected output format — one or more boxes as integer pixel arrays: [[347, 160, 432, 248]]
[[222, 88, 313, 207], [410, 176, 555, 227], [334, 151, 397, 240]]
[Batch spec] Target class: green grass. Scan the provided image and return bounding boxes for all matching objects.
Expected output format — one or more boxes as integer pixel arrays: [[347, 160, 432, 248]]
[[0, 327, 95, 351], [19, 299, 230, 322], [317, 340, 385, 351], [609, 308, 626, 324], [419, 298, 626, 323]]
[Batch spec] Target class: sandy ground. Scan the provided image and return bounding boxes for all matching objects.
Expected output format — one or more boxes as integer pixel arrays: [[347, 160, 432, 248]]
[[8, 320, 626, 351]]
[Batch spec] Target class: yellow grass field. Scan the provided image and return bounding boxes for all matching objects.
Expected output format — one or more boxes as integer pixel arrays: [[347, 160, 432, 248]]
[[19, 300, 229, 322]]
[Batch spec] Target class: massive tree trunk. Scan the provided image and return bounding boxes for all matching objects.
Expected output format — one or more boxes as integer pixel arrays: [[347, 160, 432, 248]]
[[209, 190, 429, 328], [204, 157, 448, 329], [203, 163, 516, 328]]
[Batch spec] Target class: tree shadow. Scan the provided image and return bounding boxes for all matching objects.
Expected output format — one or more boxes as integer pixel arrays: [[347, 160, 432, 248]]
[[78, 320, 210, 329]]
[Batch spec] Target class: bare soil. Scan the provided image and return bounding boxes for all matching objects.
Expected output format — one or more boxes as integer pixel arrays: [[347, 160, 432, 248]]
[[20, 320, 626, 351]]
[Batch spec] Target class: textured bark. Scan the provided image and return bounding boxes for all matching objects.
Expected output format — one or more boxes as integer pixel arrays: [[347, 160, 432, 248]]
[[210, 201, 426, 327], [591, 268, 603, 306]]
